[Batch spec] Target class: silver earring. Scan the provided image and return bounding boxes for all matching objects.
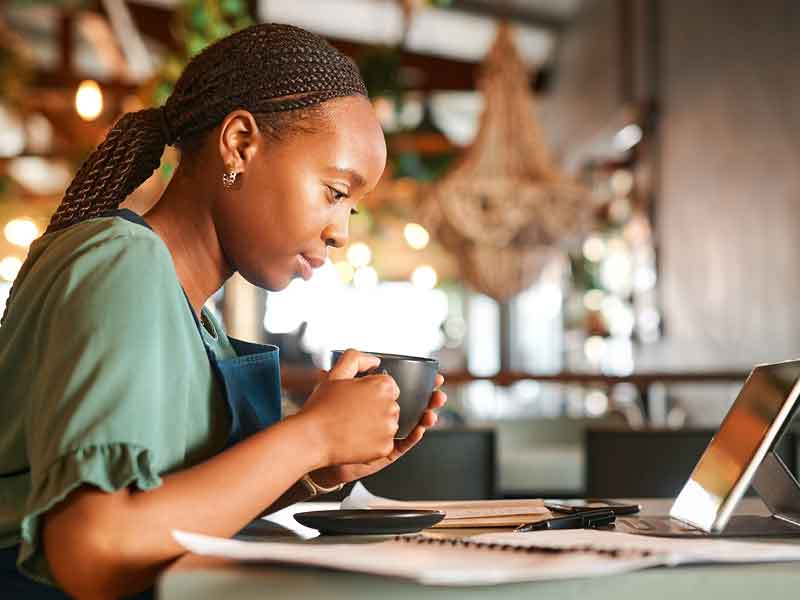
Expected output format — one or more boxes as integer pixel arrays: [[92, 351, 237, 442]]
[[222, 168, 238, 189]]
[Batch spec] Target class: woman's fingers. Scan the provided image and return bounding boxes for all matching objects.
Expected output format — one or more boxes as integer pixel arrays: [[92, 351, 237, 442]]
[[428, 390, 447, 409], [435, 373, 445, 388], [418, 409, 438, 428], [327, 349, 381, 380], [394, 425, 425, 455]]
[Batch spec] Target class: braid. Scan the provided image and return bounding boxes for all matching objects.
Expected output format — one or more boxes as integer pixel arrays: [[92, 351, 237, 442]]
[[46, 109, 165, 233], [46, 23, 367, 234]]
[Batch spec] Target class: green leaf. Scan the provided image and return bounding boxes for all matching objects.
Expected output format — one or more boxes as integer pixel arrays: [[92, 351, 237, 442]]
[[211, 21, 231, 40], [190, 5, 209, 28], [221, 0, 245, 16], [188, 35, 208, 56]]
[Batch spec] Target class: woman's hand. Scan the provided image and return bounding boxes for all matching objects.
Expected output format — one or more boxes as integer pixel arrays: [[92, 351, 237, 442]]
[[297, 349, 401, 467], [310, 373, 447, 488]]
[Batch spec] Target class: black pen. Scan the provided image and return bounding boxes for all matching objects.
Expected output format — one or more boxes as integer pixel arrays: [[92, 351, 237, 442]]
[[515, 509, 616, 533]]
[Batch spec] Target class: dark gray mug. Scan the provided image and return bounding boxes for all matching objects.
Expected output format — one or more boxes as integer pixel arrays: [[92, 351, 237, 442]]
[[331, 350, 439, 439]]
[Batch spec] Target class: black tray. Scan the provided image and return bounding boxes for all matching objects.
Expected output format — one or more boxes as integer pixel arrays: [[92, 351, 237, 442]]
[[294, 509, 445, 535]]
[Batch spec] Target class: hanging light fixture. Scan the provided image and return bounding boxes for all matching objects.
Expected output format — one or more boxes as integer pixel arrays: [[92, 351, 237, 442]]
[[75, 80, 104, 121], [419, 23, 591, 301]]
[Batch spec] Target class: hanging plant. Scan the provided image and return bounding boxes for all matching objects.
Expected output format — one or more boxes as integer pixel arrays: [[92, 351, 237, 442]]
[[149, 0, 254, 107], [138, 0, 253, 181]]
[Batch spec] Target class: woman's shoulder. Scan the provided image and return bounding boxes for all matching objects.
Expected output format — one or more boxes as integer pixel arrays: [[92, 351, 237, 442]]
[[19, 214, 176, 290], [6, 215, 181, 327], [33, 214, 168, 265]]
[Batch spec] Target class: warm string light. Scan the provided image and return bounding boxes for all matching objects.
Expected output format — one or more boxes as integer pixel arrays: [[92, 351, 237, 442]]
[[346, 242, 372, 269], [583, 289, 604, 312], [343, 231, 438, 289], [0, 104, 26, 157], [582, 236, 606, 262], [411, 265, 437, 289], [0, 256, 22, 282], [334, 260, 354, 284], [404, 223, 430, 250], [613, 123, 642, 152], [75, 80, 103, 121], [353, 265, 378, 289], [4, 218, 39, 247]]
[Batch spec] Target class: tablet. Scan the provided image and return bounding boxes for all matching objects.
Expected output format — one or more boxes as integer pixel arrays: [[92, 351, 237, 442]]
[[670, 360, 800, 533]]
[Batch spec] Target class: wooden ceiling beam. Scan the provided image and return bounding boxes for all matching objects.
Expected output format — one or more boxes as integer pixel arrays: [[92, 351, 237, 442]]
[[58, 10, 75, 75], [124, 2, 182, 52], [448, 0, 567, 32], [38, 2, 543, 93], [327, 40, 486, 92]]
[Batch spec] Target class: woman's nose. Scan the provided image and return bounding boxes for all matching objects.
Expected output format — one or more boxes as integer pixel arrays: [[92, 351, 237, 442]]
[[322, 221, 348, 249]]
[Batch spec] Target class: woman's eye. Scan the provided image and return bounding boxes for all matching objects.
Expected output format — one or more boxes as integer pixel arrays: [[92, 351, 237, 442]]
[[327, 186, 357, 214], [327, 186, 348, 203]]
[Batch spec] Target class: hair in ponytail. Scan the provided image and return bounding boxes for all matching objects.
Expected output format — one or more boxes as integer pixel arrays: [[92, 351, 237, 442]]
[[45, 109, 166, 233], [45, 23, 368, 234]]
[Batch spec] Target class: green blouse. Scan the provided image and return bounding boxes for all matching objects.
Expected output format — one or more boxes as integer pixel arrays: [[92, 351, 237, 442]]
[[0, 214, 235, 585]]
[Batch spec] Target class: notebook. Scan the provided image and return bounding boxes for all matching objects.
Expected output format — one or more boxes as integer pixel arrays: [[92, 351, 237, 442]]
[[341, 482, 552, 527], [173, 528, 800, 586]]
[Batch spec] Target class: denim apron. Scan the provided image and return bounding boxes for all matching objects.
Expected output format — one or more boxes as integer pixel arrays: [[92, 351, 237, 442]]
[[0, 208, 282, 598]]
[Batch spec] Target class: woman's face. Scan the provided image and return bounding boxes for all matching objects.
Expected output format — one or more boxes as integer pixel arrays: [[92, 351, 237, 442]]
[[213, 96, 387, 291]]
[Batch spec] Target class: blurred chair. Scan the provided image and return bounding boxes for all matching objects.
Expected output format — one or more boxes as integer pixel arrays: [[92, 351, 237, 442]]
[[585, 428, 798, 498], [335, 427, 497, 501], [492, 414, 629, 498]]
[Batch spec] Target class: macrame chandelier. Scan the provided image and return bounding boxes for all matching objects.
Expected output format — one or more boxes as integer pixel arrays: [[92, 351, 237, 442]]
[[419, 22, 590, 302]]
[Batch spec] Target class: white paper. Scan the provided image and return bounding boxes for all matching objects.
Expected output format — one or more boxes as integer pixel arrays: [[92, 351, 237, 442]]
[[173, 526, 800, 586], [342, 482, 549, 520], [172, 529, 662, 586], [260, 501, 341, 539], [471, 529, 800, 565]]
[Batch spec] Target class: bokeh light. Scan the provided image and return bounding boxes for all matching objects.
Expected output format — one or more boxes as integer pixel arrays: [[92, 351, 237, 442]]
[[75, 80, 103, 121]]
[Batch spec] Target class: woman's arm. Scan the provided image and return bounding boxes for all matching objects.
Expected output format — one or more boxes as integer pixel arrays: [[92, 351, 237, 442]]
[[43, 415, 321, 599], [43, 351, 399, 600]]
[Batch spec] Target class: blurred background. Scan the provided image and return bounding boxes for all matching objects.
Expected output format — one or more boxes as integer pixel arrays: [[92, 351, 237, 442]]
[[1, 0, 798, 500]]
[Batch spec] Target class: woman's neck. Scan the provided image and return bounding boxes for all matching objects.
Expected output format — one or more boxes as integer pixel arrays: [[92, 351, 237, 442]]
[[143, 169, 233, 317]]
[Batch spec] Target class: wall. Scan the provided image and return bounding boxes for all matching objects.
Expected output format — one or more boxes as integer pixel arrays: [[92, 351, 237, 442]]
[[545, 0, 800, 373], [652, 0, 800, 370], [539, 0, 622, 169]]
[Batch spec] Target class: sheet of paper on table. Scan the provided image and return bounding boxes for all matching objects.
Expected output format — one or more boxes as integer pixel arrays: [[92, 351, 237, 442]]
[[172, 528, 800, 586], [341, 482, 552, 527]]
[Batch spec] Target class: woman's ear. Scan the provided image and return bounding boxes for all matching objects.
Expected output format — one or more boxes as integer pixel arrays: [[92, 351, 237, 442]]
[[218, 109, 261, 176]]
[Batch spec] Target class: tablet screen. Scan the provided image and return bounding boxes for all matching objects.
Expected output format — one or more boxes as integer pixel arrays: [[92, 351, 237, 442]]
[[670, 361, 800, 532]]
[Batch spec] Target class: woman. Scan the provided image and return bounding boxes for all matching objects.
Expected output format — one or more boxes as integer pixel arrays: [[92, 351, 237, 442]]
[[0, 23, 446, 599]]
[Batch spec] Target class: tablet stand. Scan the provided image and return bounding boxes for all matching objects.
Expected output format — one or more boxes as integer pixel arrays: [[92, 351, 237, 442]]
[[751, 449, 800, 528]]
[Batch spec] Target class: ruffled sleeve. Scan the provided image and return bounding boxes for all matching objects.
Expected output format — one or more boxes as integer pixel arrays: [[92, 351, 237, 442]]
[[13, 227, 218, 585], [18, 444, 162, 583]]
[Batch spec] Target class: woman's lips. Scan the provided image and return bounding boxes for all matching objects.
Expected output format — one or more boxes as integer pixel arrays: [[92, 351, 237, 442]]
[[296, 254, 313, 281], [296, 254, 325, 281]]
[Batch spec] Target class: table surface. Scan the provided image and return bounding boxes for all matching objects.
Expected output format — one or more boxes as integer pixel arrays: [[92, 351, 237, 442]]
[[159, 498, 800, 599]]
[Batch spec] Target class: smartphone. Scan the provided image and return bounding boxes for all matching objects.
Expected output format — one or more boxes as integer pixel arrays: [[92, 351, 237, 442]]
[[544, 499, 641, 516]]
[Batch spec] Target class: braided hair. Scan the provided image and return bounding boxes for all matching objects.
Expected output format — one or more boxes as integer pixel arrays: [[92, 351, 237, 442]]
[[45, 23, 368, 234]]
